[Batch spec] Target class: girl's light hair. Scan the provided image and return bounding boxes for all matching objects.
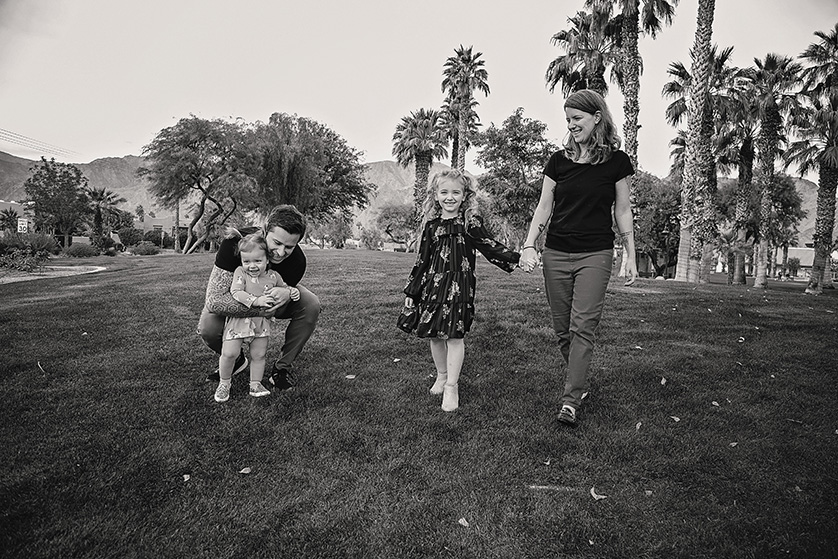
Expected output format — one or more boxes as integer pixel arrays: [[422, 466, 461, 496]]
[[562, 89, 621, 165], [418, 169, 478, 234], [225, 226, 269, 257]]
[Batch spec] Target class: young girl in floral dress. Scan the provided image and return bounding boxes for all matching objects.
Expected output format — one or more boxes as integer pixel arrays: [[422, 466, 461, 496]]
[[214, 230, 299, 402], [397, 169, 520, 412]]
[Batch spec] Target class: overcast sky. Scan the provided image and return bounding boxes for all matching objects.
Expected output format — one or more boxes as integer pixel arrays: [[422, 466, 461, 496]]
[[1, 0, 836, 179]]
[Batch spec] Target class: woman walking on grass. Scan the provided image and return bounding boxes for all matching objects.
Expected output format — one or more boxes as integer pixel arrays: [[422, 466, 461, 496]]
[[397, 169, 520, 412], [519, 89, 637, 427]]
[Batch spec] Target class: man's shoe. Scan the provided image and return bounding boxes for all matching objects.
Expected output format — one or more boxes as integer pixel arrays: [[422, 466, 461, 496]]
[[558, 404, 577, 426], [265, 365, 297, 392], [206, 353, 249, 382]]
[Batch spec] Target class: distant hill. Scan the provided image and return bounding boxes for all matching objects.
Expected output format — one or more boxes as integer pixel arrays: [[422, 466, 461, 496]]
[[0, 150, 827, 246]]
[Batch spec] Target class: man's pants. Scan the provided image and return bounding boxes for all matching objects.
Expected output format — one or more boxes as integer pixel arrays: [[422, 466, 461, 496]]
[[541, 248, 612, 408], [197, 285, 320, 371]]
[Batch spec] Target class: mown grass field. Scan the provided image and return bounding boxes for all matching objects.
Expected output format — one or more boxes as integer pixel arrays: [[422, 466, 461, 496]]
[[1, 249, 837, 558]]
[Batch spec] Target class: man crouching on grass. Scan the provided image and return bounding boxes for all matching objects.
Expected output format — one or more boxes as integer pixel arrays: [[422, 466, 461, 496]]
[[197, 204, 320, 392]]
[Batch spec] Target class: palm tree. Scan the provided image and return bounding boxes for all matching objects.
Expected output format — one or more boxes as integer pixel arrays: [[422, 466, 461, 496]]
[[663, 0, 719, 283], [787, 24, 838, 294], [441, 45, 490, 171], [546, 5, 622, 98], [440, 96, 480, 171], [86, 186, 126, 246], [747, 53, 803, 289], [589, 0, 678, 170], [0, 208, 19, 233], [392, 109, 449, 223]]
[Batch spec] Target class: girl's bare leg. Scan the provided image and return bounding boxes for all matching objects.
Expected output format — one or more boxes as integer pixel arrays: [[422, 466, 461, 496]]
[[429, 339, 448, 395], [442, 338, 464, 412]]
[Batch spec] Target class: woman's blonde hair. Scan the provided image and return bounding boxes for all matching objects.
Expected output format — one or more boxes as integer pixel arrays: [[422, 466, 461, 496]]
[[563, 89, 621, 165], [417, 169, 478, 234]]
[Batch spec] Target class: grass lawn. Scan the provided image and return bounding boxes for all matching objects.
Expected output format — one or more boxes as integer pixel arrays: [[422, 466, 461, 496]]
[[1, 249, 837, 558]]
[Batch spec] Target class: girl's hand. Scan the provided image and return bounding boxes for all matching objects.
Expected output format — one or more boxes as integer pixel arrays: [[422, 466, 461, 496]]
[[404, 297, 415, 308], [289, 287, 301, 301], [519, 247, 539, 273], [254, 295, 276, 308]]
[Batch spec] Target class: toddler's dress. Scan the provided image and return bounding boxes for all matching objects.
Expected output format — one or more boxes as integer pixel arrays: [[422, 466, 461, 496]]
[[399, 215, 519, 339], [223, 268, 284, 341]]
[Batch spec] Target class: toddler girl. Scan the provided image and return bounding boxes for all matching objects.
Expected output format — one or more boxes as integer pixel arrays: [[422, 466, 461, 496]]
[[397, 169, 519, 411], [214, 229, 300, 402]]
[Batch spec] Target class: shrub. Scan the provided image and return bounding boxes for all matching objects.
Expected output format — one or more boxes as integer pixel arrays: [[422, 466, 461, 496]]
[[143, 229, 171, 247], [132, 241, 160, 256], [64, 244, 100, 258], [0, 248, 49, 272], [118, 227, 143, 247], [25, 233, 60, 255]]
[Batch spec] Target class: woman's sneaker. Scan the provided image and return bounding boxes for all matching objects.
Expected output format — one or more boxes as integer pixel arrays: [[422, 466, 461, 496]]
[[558, 404, 577, 426]]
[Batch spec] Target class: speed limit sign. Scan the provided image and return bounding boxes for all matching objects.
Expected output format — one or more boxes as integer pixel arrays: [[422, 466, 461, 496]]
[[17, 218, 27, 233]]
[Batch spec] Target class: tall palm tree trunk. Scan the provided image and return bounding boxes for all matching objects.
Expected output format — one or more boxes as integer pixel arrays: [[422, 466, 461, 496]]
[[414, 152, 432, 222], [457, 118, 467, 171], [753, 109, 781, 289], [733, 138, 754, 284], [806, 165, 838, 294], [621, 6, 641, 173], [674, 0, 715, 282]]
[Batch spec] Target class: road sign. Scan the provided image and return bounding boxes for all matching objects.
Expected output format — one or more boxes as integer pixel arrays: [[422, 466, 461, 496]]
[[17, 218, 27, 233]]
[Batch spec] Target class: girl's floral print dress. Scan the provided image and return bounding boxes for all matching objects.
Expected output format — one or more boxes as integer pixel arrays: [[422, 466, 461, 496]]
[[399, 215, 519, 339], [223, 268, 283, 341]]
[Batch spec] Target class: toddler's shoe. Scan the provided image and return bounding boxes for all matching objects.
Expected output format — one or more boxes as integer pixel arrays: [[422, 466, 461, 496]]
[[441, 384, 459, 412], [558, 404, 577, 426], [430, 373, 447, 395], [250, 382, 270, 398], [214, 382, 231, 403]]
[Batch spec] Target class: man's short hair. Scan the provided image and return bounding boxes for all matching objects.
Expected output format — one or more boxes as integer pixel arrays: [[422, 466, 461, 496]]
[[264, 205, 307, 237]]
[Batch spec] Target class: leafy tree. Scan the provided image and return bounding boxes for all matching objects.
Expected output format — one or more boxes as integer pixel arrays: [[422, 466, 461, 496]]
[[116, 226, 143, 247], [442, 45, 490, 171], [23, 157, 91, 247], [633, 172, 681, 277], [0, 208, 19, 233], [360, 226, 383, 250], [546, 4, 622, 97], [254, 113, 374, 220], [135, 204, 145, 223], [138, 115, 256, 254], [473, 108, 558, 246], [392, 108, 448, 222], [86, 187, 126, 247], [788, 24, 838, 294], [376, 203, 414, 244]]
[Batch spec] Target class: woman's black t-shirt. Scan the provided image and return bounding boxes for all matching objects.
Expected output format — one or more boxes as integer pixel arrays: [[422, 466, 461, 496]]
[[542, 149, 634, 253]]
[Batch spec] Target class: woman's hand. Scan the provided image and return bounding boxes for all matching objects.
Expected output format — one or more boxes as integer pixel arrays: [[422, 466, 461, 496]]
[[624, 257, 638, 286], [519, 247, 539, 273], [404, 297, 415, 308]]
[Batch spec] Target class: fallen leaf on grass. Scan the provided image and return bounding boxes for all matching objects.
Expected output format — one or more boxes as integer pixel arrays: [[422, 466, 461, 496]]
[[589, 540, 595, 546], [785, 418, 803, 424], [712, 401, 720, 407], [590, 487, 608, 501], [826, 310, 834, 314], [635, 421, 642, 431], [738, 337, 746, 343], [661, 377, 667, 385], [795, 486, 803, 492], [670, 416, 680, 422], [183, 474, 190, 482], [239, 467, 251, 475], [345, 375, 356, 380], [581, 391, 589, 400], [645, 490, 653, 497], [729, 442, 738, 447], [632, 345, 643, 350], [37, 362, 46, 374], [458, 517, 469, 528], [543, 458, 551, 466], [82, 332, 88, 336], [393, 358, 401, 363]]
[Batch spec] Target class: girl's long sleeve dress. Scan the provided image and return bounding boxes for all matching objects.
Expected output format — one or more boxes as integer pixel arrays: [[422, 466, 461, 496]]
[[223, 268, 283, 341], [399, 215, 520, 339]]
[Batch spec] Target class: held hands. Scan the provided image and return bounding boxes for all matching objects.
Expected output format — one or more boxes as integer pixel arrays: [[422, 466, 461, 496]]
[[404, 297, 415, 308], [519, 247, 539, 273], [253, 294, 276, 308]]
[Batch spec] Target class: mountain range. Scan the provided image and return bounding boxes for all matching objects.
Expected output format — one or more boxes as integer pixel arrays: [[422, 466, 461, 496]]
[[0, 151, 823, 246]]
